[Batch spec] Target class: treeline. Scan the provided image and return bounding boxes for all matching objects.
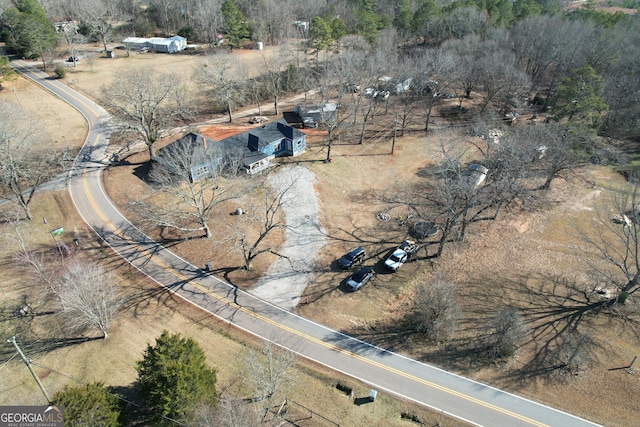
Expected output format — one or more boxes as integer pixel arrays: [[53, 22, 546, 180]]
[[1, 0, 639, 138]]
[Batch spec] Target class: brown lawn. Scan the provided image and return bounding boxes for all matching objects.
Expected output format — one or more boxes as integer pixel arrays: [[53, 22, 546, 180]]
[[2, 45, 639, 427]]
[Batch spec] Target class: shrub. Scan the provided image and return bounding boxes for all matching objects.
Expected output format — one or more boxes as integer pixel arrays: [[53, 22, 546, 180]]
[[52, 382, 124, 427], [54, 64, 66, 79], [336, 381, 353, 395], [485, 308, 527, 359]]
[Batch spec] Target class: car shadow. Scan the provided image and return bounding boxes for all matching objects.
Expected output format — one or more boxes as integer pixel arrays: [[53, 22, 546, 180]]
[[330, 259, 346, 271], [373, 250, 396, 274], [336, 276, 352, 293]]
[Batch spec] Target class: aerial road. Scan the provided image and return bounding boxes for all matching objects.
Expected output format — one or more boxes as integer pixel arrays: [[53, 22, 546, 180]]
[[11, 59, 601, 427]]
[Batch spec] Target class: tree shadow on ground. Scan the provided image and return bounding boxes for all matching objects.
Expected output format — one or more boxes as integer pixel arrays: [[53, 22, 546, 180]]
[[461, 272, 615, 381], [337, 271, 622, 383], [109, 384, 156, 427], [132, 162, 151, 182]]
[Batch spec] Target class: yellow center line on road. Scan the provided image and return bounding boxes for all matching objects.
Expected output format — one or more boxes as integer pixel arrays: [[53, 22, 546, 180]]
[[42, 66, 539, 424], [13, 60, 99, 125], [79, 166, 547, 427]]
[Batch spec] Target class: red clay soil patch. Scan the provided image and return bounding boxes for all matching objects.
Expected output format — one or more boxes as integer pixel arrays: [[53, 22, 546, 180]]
[[200, 124, 328, 141], [200, 125, 251, 140], [299, 128, 328, 137]]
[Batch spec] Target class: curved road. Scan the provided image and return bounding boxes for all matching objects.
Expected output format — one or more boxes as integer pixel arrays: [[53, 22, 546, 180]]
[[12, 59, 600, 427]]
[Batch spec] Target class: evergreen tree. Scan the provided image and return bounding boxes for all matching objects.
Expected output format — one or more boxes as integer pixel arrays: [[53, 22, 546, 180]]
[[221, 0, 249, 49], [330, 17, 347, 42], [309, 16, 332, 58], [551, 65, 608, 126], [513, 0, 541, 20], [353, 0, 381, 44], [0, 0, 56, 62], [136, 331, 218, 423], [393, 0, 413, 35], [0, 55, 17, 90], [412, 0, 441, 35], [52, 382, 123, 427]]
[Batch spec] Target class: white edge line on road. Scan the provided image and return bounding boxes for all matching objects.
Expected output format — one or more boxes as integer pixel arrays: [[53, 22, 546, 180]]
[[15, 59, 600, 427]]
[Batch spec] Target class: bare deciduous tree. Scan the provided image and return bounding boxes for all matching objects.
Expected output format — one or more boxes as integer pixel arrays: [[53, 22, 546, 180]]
[[313, 47, 363, 160], [413, 273, 462, 342], [476, 45, 530, 114], [412, 48, 457, 132], [0, 103, 58, 220], [195, 53, 245, 123], [227, 171, 301, 270], [244, 339, 297, 422], [101, 68, 192, 159], [580, 182, 640, 305], [189, 0, 224, 45], [244, 0, 293, 46], [527, 123, 597, 190], [55, 260, 123, 339], [261, 44, 293, 116], [64, 0, 122, 54], [136, 137, 242, 239]]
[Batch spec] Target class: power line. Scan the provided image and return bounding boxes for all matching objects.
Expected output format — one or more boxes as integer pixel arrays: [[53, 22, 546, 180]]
[[0, 351, 18, 373], [29, 360, 186, 426], [7, 336, 52, 403]]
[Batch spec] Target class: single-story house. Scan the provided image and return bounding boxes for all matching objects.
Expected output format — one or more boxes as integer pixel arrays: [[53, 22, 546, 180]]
[[293, 103, 337, 126], [156, 119, 306, 180], [123, 36, 187, 53]]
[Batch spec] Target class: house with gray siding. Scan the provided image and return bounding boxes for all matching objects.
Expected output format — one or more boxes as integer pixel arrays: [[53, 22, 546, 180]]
[[156, 119, 306, 180]]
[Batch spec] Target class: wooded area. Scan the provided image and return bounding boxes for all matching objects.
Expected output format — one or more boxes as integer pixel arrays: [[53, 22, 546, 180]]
[[2, 0, 640, 425]]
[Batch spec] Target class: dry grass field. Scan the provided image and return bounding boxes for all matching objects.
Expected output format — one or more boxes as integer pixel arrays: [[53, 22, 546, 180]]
[[2, 44, 640, 426], [0, 50, 465, 427]]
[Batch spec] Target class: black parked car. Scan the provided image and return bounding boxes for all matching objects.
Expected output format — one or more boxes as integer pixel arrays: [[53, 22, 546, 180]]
[[338, 246, 365, 269], [345, 266, 374, 292]]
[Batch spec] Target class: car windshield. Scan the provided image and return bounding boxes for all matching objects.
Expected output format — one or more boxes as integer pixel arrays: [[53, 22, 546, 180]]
[[353, 270, 368, 281], [390, 253, 402, 262]]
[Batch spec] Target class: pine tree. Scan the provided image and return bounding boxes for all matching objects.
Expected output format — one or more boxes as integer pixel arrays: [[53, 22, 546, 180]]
[[552, 65, 608, 126], [221, 0, 249, 49], [136, 331, 218, 422]]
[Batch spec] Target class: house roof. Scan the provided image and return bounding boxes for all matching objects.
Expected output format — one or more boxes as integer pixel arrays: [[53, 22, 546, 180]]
[[294, 103, 337, 115], [245, 119, 304, 149], [242, 151, 270, 167], [293, 104, 337, 123], [159, 132, 215, 157], [148, 37, 175, 46], [123, 37, 149, 44], [159, 119, 304, 168]]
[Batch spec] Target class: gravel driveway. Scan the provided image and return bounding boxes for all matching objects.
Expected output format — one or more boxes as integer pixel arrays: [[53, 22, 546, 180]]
[[249, 165, 326, 310]]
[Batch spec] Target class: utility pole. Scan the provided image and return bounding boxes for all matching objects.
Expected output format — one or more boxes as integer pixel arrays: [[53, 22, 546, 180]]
[[8, 336, 52, 403], [391, 113, 398, 155]]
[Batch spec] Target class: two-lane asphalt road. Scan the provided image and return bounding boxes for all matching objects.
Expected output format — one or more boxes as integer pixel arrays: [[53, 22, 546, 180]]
[[12, 59, 601, 427]]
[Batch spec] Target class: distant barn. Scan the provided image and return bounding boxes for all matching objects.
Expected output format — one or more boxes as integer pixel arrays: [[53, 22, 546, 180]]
[[123, 36, 187, 53]]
